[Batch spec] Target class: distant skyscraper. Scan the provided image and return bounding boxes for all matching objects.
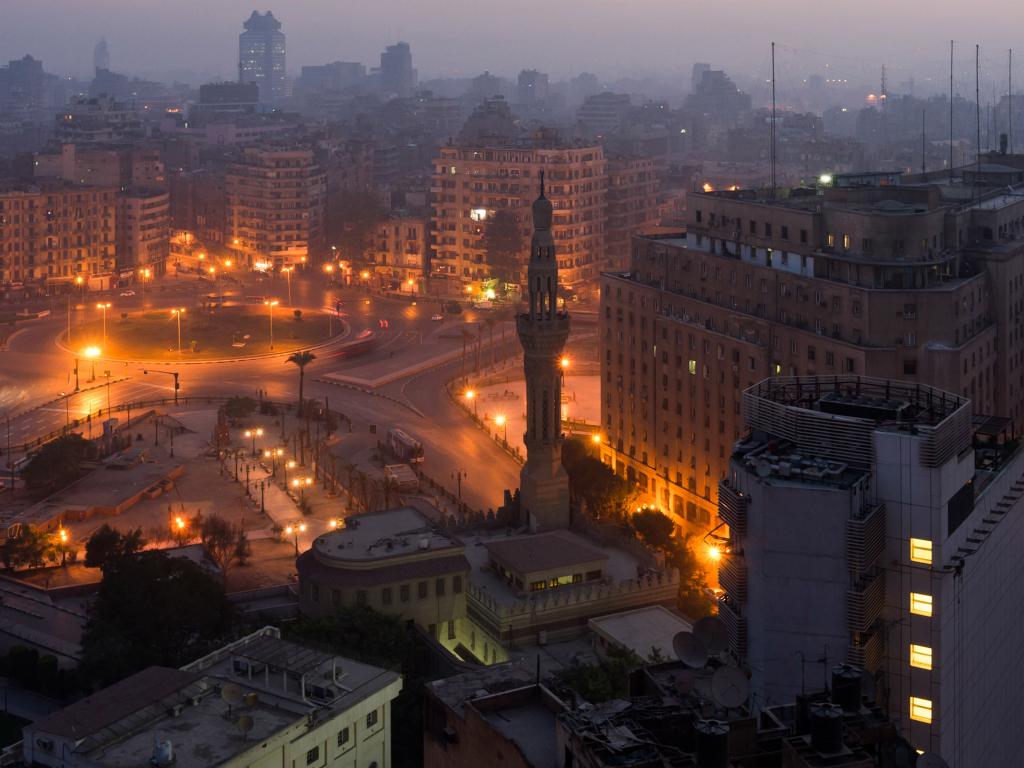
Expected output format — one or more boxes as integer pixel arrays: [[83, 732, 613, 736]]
[[379, 42, 415, 97], [517, 69, 549, 105], [238, 10, 286, 103], [93, 38, 109, 73], [517, 176, 571, 532]]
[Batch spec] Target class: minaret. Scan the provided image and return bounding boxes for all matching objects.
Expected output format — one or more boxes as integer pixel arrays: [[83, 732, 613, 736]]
[[517, 173, 571, 531]]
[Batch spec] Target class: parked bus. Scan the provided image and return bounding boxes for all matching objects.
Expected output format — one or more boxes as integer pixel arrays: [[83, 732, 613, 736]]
[[387, 428, 424, 463]]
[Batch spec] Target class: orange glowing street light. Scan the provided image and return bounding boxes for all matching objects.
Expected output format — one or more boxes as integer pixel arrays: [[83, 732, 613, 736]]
[[591, 433, 602, 445], [495, 413, 508, 442], [707, 545, 722, 562], [328, 518, 340, 529], [560, 356, 570, 369], [264, 298, 279, 349], [465, 389, 478, 416], [96, 302, 112, 346], [170, 308, 185, 355]]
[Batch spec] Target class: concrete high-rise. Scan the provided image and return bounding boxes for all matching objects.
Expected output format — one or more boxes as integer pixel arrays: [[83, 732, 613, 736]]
[[517, 176, 571, 532], [600, 168, 1024, 532], [238, 10, 286, 103], [517, 69, 549, 105], [379, 42, 415, 98], [93, 38, 109, 73], [719, 375, 1023, 766]]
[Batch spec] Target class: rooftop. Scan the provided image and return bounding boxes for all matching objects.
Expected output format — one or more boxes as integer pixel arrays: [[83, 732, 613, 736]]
[[588, 606, 693, 660], [0, 576, 87, 661], [311, 506, 460, 563], [482, 529, 608, 576]]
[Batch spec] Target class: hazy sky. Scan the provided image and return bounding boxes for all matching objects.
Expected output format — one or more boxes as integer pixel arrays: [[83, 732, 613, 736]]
[[3, 0, 1024, 90]]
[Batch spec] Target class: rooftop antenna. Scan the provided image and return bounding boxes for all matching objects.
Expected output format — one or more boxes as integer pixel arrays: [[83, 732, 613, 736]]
[[922, 106, 927, 175], [881, 64, 888, 148], [976, 44, 982, 187], [771, 41, 777, 200], [950, 40, 955, 182], [1010, 49, 1014, 154]]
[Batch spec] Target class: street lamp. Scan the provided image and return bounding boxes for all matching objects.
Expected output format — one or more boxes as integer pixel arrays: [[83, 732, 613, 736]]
[[284, 521, 307, 555], [451, 469, 467, 500], [284, 459, 296, 486], [406, 277, 415, 295], [140, 267, 152, 293], [328, 518, 340, 529], [245, 427, 264, 456], [591, 433, 602, 445], [96, 302, 111, 347], [264, 446, 284, 475], [464, 389, 477, 416], [170, 308, 185, 355], [495, 413, 507, 443], [60, 391, 69, 428], [291, 476, 313, 502], [264, 299, 279, 350], [82, 345, 101, 382], [58, 527, 68, 566], [174, 515, 188, 544]]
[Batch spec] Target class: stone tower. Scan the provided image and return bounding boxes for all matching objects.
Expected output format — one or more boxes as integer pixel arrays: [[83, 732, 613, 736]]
[[517, 173, 571, 531]]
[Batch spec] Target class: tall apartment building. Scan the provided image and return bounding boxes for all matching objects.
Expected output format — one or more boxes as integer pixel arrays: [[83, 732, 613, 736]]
[[517, 69, 549, 105], [117, 188, 170, 274], [371, 212, 429, 288], [605, 154, 660, 271], [379, 42, 415, 98], [238, 10, 286, 102], [431, 142, 606, 291], [0, 182, 116, 288], [56, 95, 144, 145], [600, 172, 1024, 529], [576, 91, 632, 135], [718, 375, 1023, 766], [225, 146, 326, 268], [33, 143, 166, 189]]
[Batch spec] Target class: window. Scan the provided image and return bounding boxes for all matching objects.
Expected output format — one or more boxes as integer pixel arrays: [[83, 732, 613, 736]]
[[337, 727, 350, 747], [910, 538, 933, 565], [436, 578, 446, 596], [910, 644, 933, 670], [382, 587, 392, 605], [356, 590, 367, 606], [453, 575, 463, 593], [910, 592, 933, 617], [842, 234, 851, 250], [366, 709, 379, 728], [306, 746, 320, 765], [826, 232, 835, 248], [909, 696, 933, 724], [688, 359, 697, 375], [418, 581, 428, 599]]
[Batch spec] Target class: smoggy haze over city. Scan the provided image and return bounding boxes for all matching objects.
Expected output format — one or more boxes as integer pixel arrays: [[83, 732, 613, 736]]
[[6, 0, 1024, 89]]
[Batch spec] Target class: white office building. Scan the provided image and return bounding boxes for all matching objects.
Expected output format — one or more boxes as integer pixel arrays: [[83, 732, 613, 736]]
[[717, 375, 1024, 766]]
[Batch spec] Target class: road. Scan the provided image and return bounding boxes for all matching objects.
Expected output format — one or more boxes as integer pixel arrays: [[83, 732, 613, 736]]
[[0, 270, 523, 512]]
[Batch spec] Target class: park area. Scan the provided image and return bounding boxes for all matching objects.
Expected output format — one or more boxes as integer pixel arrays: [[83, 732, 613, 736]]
[[66, 305, 340, 361]]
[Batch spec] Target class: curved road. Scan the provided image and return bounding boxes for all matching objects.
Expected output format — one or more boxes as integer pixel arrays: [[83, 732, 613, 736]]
[[0, 271, 522, 512]]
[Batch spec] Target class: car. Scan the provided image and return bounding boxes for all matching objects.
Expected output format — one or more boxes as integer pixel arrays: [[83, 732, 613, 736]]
[[431, 313, 444, 322], [119, 290, 136, 297]]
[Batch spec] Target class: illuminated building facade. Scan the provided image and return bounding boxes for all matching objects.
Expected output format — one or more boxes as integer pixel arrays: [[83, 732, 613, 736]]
[[238, 10, 286, 103]]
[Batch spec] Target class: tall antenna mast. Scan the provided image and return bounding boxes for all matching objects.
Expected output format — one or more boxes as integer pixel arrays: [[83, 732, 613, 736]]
[[771, 41, 777, 200], [950, 40, 955, 182], [922, 107, 927, 175], [1011, 49, 1014, 154], [976, 43, 982, 186]]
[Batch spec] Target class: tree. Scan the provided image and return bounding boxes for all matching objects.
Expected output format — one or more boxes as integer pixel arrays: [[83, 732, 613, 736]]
[[482, 209, 524, 287], [287, 351, 317, 409], [80, 551, 233, 687], [84, 524, 145, 570], [670, 533, 716, 619], [21, 434, 97, 491], [561, 438, 634, 519], [233, 529, 252, 566], [327, 191, 388, 264], [1, 527, 55, 571], [555, 645, 642, 703], [632, 509, 675, 551], [198, 514, 239, 577], [223, 396, 257, 421]]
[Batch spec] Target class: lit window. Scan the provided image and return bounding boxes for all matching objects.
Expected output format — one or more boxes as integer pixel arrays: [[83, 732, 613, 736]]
[[470, 208, 488, 221], [842, 234, 851, 250], [826, 232, 835, 247], [909, 644, 933, 670], [774, 363, 782, 375], [910, 538, 933, 565], [910, 593, 933, 617], [909, 696, 933, 724], [688, 360, 697, 375]]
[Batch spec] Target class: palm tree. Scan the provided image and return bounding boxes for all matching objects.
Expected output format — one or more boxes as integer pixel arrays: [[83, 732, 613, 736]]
[[287, 350, 316, 411]]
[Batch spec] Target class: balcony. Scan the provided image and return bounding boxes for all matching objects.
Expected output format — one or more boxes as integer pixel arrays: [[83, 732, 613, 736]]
[[848, 629, 884, 674], [718, 555, 747, 603], [846, 503, 885, 575], [718, 481, 749, 539], [846, 569, 885, 634], [718, 596, 748, 658]]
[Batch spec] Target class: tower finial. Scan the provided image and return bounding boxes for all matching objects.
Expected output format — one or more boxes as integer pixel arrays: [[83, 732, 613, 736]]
[[539, 170, 545, 197]]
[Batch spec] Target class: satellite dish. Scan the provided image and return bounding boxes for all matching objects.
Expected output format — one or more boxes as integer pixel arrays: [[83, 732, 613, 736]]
[[672, 631, 709, 668], [916, 755, 950, 768], [221, 683, 244, 706], [694, 616, 729, 655], [711, 666, 750, 709], [243, 692, 259, 707], [236, 715, 254, 738]]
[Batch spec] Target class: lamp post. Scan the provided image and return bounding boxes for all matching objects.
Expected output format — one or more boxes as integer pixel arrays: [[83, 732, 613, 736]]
[[82, 345, 100, 382], [245, 427, 264, 456], [465, 389, 477, 417], [451, 468, 466, 500], [291, 476, 312, 503], [264, 299, 279, 350], [284, 522, 307, 555], [60, 391, 69, 429], [495, 413, 507, 444], [103, 370, 111, 415], [173, 515, 188, 545], [96, 302, 111, 347], [140, 267, 151, 294], [259, 479, 265, 512], [58, 527, 68, 566], [171, 308, 185, 355], [282, 267, 294, 307]]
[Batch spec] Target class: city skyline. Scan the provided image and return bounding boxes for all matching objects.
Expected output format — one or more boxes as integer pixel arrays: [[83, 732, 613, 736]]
[[7, 0, 1024, 89]]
